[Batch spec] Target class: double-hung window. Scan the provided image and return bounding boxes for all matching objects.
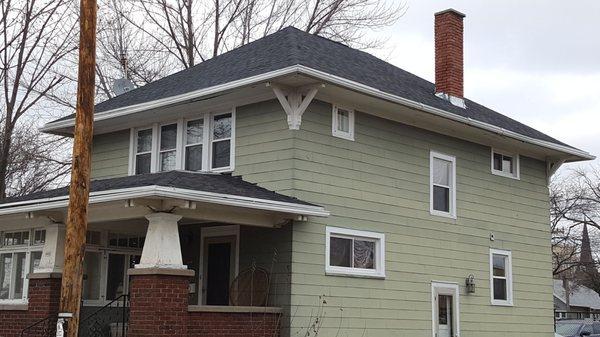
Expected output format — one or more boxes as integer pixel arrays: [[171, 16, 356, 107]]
[[325, 227, 385, 278], [211, 113, 232, 169], [490, 249, 513, 306], [491, 149, 520, 179], [0, 229, 44, 303], [430, 151, 456, 218], [134, 128, 153, 174], [158, 123, 178, 171], [130, 110, 235, 174], [332, 105, 355, 140]]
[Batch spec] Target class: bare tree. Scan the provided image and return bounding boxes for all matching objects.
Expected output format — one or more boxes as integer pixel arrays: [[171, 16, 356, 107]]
[[0, 0, 78, 200], [117, 0, 405, 71]]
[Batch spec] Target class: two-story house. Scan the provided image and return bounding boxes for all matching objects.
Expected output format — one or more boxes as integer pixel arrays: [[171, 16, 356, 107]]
[[0, 8, 594, 337]]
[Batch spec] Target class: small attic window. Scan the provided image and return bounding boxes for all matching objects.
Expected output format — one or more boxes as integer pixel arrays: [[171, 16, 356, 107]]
[[491, 149, 520, 180], [332, 105, 354, 141]]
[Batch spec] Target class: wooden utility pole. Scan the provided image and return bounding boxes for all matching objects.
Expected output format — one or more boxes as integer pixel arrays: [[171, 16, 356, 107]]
[[58, 0, 97, 336]]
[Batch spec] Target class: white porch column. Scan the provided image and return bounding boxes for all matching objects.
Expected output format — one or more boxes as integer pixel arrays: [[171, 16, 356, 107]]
[[136, 212, 186, 269], [35, 223, 66, 274]]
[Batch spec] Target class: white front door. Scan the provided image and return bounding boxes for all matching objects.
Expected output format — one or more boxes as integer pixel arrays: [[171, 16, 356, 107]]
[[432, 282, 460, 337], [437, 294, 453, 337]]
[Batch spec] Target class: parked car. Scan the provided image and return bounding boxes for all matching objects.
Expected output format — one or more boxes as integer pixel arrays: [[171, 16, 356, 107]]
[[556, 320, 600, 336]]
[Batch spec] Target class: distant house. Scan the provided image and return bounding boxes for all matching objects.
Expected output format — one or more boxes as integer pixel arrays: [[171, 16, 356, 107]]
[[554, 279, 600, 320], [0, 7, 595, 337]]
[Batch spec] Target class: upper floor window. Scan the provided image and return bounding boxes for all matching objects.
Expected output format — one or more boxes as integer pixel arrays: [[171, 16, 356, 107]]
[[129, 110, 235, 175], [491, 149, 519, 179], [490, 249, 513, 306], [325, 226, 385, 278], [332, 105, 355, 141], [430, 151, 456, 218]]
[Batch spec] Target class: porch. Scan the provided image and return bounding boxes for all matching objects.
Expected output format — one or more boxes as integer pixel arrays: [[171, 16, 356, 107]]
[[0, 171, 328, 337]]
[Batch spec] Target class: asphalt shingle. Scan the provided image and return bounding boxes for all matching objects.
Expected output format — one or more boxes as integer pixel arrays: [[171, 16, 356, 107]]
[[50, 27, 572, 148], [1, 171, 316, 207]]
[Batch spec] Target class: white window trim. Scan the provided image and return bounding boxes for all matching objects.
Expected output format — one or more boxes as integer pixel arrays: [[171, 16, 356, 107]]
[[156, 121, 180, 172], [490, 248, 513, 306], [431, 281, 460, 337], [430, 151, 457, 219], [491, 148, 520, 180], [209, 110, 236, 172], [331, 105, 355, 141], [0, 229, 45, 304], [183, 117, 209, 172], [325, 226, 385, 279], [128, 108, 235, 175]]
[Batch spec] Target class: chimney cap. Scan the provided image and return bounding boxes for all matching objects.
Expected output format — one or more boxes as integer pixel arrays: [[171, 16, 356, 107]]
[[434, 8, 466, 18]]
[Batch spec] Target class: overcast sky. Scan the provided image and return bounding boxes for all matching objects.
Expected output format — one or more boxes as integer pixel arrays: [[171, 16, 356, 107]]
[[369, 0, 600, 171]]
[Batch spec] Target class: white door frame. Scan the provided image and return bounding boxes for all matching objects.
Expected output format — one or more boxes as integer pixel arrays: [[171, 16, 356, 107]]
[[198, 225, 240, 305], [431, 281, 460, 337]]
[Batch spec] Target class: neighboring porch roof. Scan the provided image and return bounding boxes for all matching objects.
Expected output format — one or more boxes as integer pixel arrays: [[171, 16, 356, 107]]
[[0, 171, 329, 217]]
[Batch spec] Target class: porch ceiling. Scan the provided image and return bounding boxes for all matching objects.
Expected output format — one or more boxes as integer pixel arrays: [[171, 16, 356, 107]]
[[0, 171, 328, 228]]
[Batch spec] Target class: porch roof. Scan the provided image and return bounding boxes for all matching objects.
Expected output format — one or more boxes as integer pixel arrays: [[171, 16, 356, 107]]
[[0, 171, 329, 217]]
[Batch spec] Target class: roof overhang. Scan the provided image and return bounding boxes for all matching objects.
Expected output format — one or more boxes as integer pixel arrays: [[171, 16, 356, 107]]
[[0, 185, 330, 218], [41, 65, 594, 163]]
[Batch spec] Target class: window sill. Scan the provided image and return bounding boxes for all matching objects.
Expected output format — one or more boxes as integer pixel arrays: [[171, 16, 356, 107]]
[[491, 170, 520, 180], [332, 131, 355, 141], [491, 300, 513, 307], [0, 301, 28, 311], [325, 268, 385, 279], [430, 209, 457, 220]]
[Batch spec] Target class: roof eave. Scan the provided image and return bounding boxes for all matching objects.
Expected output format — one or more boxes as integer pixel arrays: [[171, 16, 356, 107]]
[[0, 185, 330, 217], [41, 65, 595, 162]]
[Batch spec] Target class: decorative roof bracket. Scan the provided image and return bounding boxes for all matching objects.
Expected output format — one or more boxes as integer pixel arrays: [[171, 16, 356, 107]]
[[268, 82, 323, 130]]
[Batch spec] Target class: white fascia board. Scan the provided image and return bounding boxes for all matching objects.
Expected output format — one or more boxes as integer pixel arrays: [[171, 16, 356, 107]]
[[0, 185, 330, 217], [41, 65, 595, 161]]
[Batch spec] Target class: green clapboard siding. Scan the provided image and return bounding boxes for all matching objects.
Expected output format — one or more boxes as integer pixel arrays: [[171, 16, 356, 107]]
[[89, 97, 554, 337], [91, 130, 129, 179]]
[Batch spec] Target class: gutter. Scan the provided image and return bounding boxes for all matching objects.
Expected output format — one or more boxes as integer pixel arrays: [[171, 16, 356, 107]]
[[41, 65, 595, 161], [0, 185, 330, 217]]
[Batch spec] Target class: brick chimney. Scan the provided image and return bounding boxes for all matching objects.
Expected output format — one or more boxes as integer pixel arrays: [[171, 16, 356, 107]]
[[434, 9, 466, 108]]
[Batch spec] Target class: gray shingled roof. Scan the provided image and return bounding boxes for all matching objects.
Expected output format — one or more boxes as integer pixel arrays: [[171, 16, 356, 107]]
[[50, 27, 571, 148], [1, 171, 315, 207], [554, 279, 600, 310]]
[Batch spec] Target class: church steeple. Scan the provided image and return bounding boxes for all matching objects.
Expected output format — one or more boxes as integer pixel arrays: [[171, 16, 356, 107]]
[[580, 224, 594, 270]]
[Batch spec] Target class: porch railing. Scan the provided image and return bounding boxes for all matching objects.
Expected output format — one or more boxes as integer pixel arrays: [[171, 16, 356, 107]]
[[19, 295, 130, 337]]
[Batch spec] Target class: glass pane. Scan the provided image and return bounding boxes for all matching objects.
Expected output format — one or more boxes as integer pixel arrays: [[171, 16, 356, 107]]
[[83, 252, 102, 300], [136, 129, 152, 153], [160, 150, 176, 171], [493, 278, 507, 300], [213, 114, 232, 139], [187, 119, 204, 145], [438, 295, 449, 324], [330, 237, 352, 267], [493, 153, 503, 171], [185, 145, 203, 171], [0, 253, 11, 299], [30, 252, 42, 273], [433, 185, 450, 212], [135, 153, 151, 175], [503, 156, 513, 173], [337, 108, 350, 133], [353, 240, 375, 269], [493, 255, 506, 277], [13, 253, 26, 299], [212, 140, 230, 169], [433, 158, 451, 186], [106, 254, 126, 300], [22, 232, 29, 245], [160, 123, 177, 151], [108, 233, 118, 247]]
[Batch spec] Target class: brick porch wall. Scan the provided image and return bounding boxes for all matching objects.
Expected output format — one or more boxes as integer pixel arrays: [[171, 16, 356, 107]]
[[0, 276, 61, 337], [188, 311, 281, 337]]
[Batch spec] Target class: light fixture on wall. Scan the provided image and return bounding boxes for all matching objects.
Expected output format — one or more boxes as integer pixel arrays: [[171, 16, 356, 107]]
[[466, 274, 476, 293]]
